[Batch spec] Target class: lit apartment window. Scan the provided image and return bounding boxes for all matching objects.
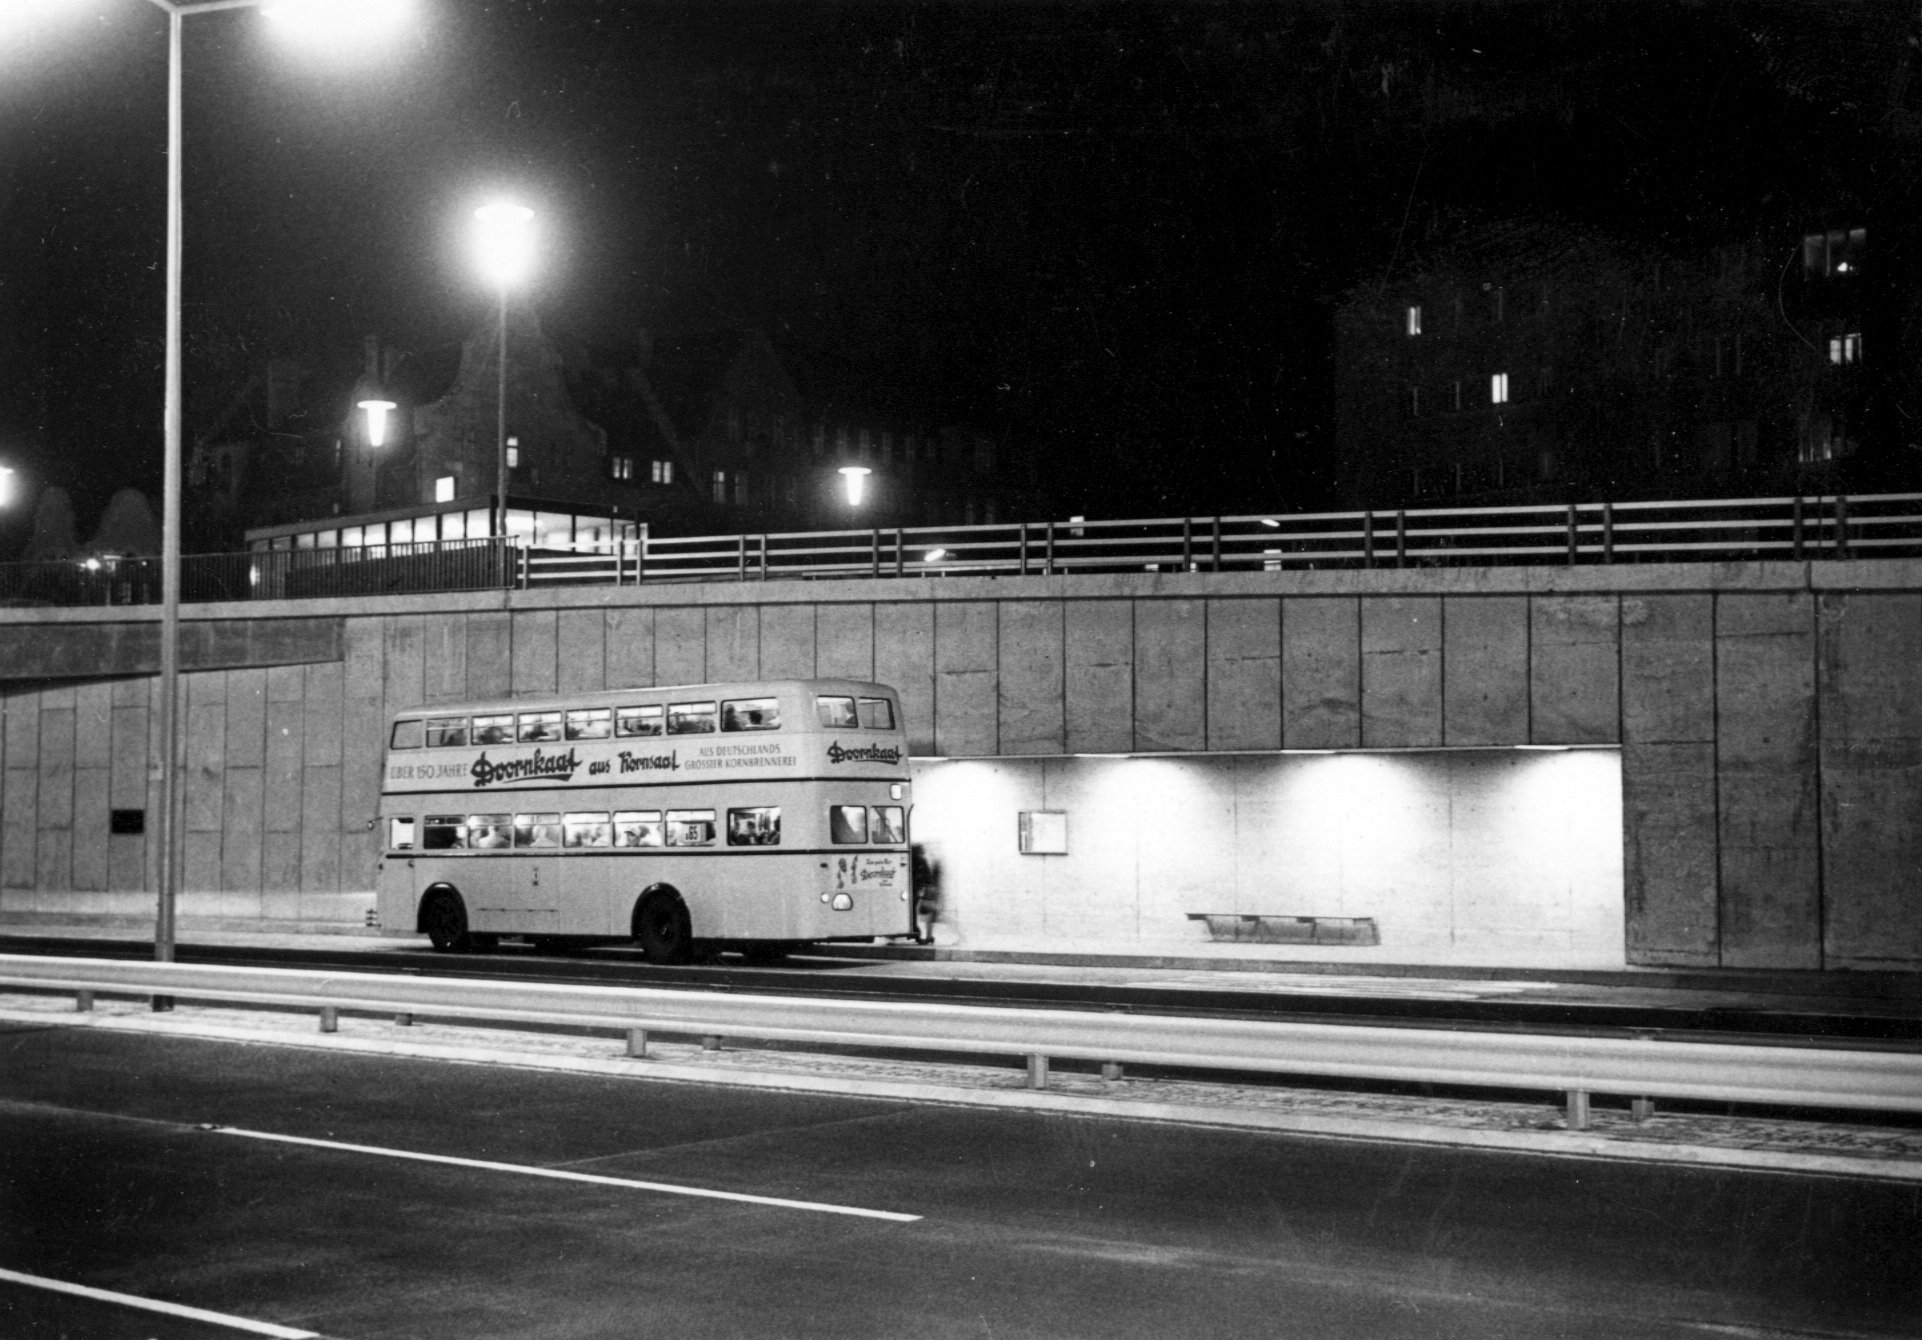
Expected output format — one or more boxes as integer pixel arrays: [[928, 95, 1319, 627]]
[[1405, 305, 1422, 336], [434, 475, 455, 503], [505, 437, 521, 470], [1803, 227, 1864, 278], [1537, 366, 1553, 397], [712, 469, 727, 504], [609, 455, 634, 481], [1404, 385, 1422, 418], [1491, 372, 1509, 404], [650, 459, 674, 485], [1829, 332, 1862, 365]]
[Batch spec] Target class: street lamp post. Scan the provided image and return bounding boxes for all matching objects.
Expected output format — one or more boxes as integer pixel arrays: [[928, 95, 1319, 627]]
[[473, 203, 536, 541]]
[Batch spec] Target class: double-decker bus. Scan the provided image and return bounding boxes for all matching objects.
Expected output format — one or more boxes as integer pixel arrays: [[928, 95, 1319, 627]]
[[374, 679, 914, 963]]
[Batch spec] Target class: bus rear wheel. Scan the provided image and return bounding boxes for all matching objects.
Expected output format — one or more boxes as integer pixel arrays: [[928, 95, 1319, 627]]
[[421, 889, 475, 954], [634, 890, 693, 965]]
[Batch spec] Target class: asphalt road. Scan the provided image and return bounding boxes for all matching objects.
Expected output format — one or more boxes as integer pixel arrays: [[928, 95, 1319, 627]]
[[1, 1022, 1918, 1340]]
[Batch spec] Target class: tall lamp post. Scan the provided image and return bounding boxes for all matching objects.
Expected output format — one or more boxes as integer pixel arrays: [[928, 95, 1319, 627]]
[[473, 203, 536, 541], [120, 0, 411, 984]]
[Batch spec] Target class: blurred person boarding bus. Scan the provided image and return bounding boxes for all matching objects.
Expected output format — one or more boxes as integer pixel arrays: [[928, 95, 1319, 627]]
[[375, 679, 914, 963]]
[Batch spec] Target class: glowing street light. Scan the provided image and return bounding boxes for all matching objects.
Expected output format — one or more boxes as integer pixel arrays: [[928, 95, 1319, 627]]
[[357, 397, 398, 447], [0, 466, 15, 509], [473, 201, 536, 539], [838, 464, 873, 506]]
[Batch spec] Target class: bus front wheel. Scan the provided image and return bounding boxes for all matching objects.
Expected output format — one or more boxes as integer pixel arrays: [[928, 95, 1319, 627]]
[[421, 889, 475, 954], [634, 890, 693, 965]]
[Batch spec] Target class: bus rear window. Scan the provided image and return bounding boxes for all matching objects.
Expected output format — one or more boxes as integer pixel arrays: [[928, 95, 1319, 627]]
[[722, 698, 781, 731], [613, 811, 663, 846], [728, 807, 781, 845], [829, 805, 869, 844], [518, 711, 563, 743], [473, 715, 514, 745], [666, 809, 716, 845], [858, 697, 896, 730], [616, 705, 663, 737], [565, 709, 613, 741], [872, 805, 906, 844], [390, 720, 424, 750], [667, 702, 716, 735], [816, 696, 858, 728], [425, 717, 469, 748]]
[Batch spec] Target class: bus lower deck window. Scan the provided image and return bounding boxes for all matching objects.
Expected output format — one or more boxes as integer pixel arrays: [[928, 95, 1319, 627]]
[[473, 715, 514, 745], [388, 816, 416, 849], [816, 695, 857, 728], [872, 805, 906, 844], [563, 812, 612, 847], [667, 702, 716, 735], [830, 805, 869, 844], [728, 806, 781, 845], [613, 811, 663, 846], [666, 809, 716, 845], [423, 816, 465, 849], [565, 708, 613, 740], [467, 814, 512, 848], [518, 711, 563, 743], [858, 697, 895, 730], [617, 705, 663, 737], [425, 717, 469, 748], [722, 697, 781, 731], [514, 813, 562, 847]]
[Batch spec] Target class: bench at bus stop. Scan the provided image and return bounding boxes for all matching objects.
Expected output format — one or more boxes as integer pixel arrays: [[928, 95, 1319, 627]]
[[1185, 913, 1380, 946]]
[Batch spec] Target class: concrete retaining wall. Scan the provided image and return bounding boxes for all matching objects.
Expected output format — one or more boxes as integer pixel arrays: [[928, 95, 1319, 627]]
[[1, 560, 1917, 970]]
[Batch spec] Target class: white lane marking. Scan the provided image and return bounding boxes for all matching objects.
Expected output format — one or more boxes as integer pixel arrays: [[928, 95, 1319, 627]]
[[0, 1266, 320, 1338], [207, 1125, 922, 1223]]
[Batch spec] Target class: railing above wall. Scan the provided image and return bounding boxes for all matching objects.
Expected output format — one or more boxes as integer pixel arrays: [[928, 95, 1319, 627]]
[[3, 493, 1920, 607]]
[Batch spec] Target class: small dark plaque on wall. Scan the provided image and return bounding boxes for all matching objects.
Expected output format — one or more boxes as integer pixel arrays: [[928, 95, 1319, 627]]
[[109, 809, 146, 836]]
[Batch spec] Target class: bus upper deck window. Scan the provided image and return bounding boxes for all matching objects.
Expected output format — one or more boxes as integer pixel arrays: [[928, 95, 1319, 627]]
[[613, 810, 664, 847], [816, 695, 857, 728], [473, 714, 514, 746], [858, 697, 895, 731], [667, 702, 716, 735], [566, 708, 613, 741], [513, 813, 562, 848], [467, 814, 512, 848], [616, 705, 663, 737], [425, 717, 469, 748], [388, 816, 416, 850], [390, 719, 424, 750], [830, 805, 869, 844], [722, 697, 781, 731], [727, 806, 781, 845], [872, 805, 906, 844], [563, 812, 612, 847], [423, 815, 465, 849], [666, 809, 716, 845], [518, 711, 563, 743]]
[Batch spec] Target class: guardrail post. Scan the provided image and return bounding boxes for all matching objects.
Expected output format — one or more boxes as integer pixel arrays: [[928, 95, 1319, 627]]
[[395, 1012, 414, 1027], [871, 529, 882, 579], [75, 990, 94, 1013], [1564, 1089, 1590, 1130], [702, 1034, 722, 1052], [1602, 503, 1614, 563], [1395, 511, 1407, 568], [1182, 517, 1193, 571], [1027, 1053, 1049, 1089], [1835, 495, 1850, 560], [319, 1007, 339, 1034], [1566, 504, 1578, 565], [1363, 512, 1375, 568], [627, 1027, 649, 1058], [1630, 1097, 1655, 1122], [1211, 516, 1222, 571], [759, 535, 770, 580], [517, 544, 531, 591], [1045, 521, 1056, 574], [1100, 1061, 1123, 1082], [1017, 522, 1028, 576], [638, 523, 649, 583], [1792, 497, 1805, 561], [737, 535, 748, 581]]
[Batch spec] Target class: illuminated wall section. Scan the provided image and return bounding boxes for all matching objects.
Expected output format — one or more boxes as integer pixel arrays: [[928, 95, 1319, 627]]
[[912, 748, 1625, 968]]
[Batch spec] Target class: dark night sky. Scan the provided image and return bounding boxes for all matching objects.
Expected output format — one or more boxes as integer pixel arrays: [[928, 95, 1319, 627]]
[[0, 0, 1910, 544]]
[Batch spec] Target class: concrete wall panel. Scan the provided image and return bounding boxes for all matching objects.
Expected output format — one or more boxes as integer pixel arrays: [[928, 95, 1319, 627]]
[[71, 766, 109, 892], [1206, 600, 1280, 752], [875, 603, 936, 756], [999, 600, 1065, 757], [1621, 595, 1713, 744], [264, 701, 304, 835], [1361, 597, 1442, 748], [1134, 599, 1205, 752], [37, 706, 75, 834], [262, 830, 303, 897], [556, 609, 608, 695], [184, 672, 227, 837], [75, 682, 112, 769], [1622, 742, 1720, 965], [1531, 596, 1620, 744], [604, 608, 655, 688], [339, 620, 385, 891], [382, 618, 426, 718], [934, 602, 998, 757], [225, 668, 268, 770], [1281, 598, 1360, 749], [705, 606, 760, 684], [1715, 593, 1819, 968], [1442, 597, 1528, 746], [423, 613, 468, 703], [654, 607, 706, 686], [1818, 593, 1922, 967], [509, 610, 559, 695], [464, 612, 512, 700], [221, 766, 264, 894], [1065, 600, 1133, 754], [816, 604, 875, 681], [758, 605, 817, 681], [301, 765, 342, 894]]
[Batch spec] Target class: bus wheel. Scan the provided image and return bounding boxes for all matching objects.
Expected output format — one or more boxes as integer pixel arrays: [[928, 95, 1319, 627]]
[[421, 889, 474, 954], [634, 890, 693, 965]]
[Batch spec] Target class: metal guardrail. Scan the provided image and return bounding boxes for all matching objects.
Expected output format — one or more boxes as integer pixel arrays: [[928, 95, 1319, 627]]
[[5, 955, 1919, 1126], [4, 493, 1921, 606]]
